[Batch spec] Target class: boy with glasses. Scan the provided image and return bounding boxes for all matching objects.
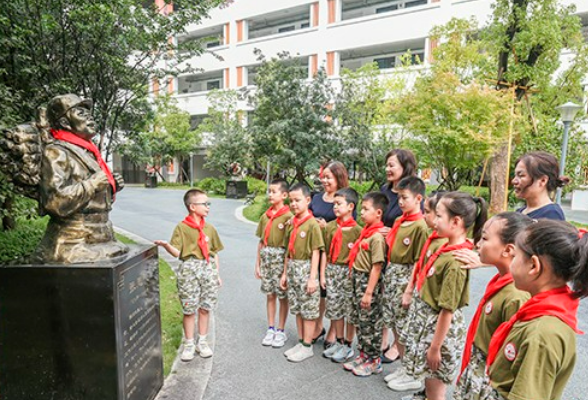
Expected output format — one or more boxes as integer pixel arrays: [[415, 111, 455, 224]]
[[155, 189, 224, 361]]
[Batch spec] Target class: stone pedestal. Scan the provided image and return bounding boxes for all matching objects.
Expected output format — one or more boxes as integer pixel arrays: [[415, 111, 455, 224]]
[[0, 246, 163, 400]]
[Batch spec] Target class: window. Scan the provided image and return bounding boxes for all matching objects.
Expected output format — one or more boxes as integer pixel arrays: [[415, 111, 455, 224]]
[[374, 56, 396, 69], [376, 5, 398, 13], [411, 52, 425, 64], [301, 22, 310, 28], [206, 41, 221, 48], [405, 0, 427, 8], [206, 80, 221, 91], [278, 25, 296, 33]]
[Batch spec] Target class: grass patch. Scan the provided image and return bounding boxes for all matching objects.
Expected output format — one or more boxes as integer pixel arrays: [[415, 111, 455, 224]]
[[115, 232, 136, 245], [242, 195, 269, 223], [158, 258, 183, 377]]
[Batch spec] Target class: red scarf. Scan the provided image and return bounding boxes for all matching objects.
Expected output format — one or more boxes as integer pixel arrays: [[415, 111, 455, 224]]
[[51, 129, 116, 196], [182, 215, 210, 261], [410, 231, 440, 289], [416, 240, 474, 292], [288, 213, 314, 257], [579, 228, 587, 238], [486, 285, 582, 371], [329, 217, 358, 263], [348, 221, 384, 270], [386, 211, 424, 258], [457, 272, 515, 382], [263, 205, 290, 246]]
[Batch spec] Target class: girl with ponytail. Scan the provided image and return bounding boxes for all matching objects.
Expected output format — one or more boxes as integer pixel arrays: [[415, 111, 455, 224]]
[[392, 192, 487, 400], [452, 212, 533, 400], [484, 220, 588, 400]]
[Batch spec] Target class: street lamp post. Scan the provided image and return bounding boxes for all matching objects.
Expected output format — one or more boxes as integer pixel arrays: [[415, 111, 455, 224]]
[[555, 101, 583, 205], [189, 152, 194, 187]]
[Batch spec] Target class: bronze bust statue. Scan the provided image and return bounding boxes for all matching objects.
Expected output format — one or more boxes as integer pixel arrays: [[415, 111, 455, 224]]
[[0, 94, 129, 264]]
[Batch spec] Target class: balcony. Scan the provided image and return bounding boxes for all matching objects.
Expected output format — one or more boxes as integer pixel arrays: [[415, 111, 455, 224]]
[[248, 4, 312, 41], [177, 70, 224, 95], [177, 24, 226, 50], [339, 41, 426, 72], [341, 0, 429, 21]]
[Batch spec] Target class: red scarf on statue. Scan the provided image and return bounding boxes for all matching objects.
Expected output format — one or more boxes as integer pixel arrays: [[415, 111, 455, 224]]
[[416, 240, 474, 292], [182, 215, 210, 261], [263, 205, 290, 246], [329, 217, 358, 264], [386, 211, 424, 258], [348, 222, 384, 270], [457, 272, 515, 382], [51, 129, 117, 196], [288, 213, 314, 257], [486, 285, 582, 371]]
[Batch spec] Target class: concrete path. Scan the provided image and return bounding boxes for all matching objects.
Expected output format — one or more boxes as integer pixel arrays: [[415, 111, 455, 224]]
[[111, 188, 587, 400]]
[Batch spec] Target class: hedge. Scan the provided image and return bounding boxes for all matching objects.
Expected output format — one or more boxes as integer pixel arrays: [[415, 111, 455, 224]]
[[0, 217, 48, 264]]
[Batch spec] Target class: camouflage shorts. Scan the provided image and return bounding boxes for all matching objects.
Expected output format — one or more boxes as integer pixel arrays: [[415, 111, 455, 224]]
[[382, 262, 412, 332], [325, 263, 354, 322], [287, 259, 320, 320], [481, 388, 505, 400], [403, 295, 466, 384], [176, 258, 220, 314], [259, 246, 287, 298], [453, 346, 492, 400], [351, 270, 383, 359]]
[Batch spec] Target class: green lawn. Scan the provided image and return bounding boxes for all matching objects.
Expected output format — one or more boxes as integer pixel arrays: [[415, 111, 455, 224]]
[[242, 195, 269, 223]]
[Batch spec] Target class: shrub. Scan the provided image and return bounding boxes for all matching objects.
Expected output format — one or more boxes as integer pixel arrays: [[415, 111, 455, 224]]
[[0, 217, 48, 264], [244, 177, 267, 195], [196, 177, 226, 194], [349, 180, 377, 197]]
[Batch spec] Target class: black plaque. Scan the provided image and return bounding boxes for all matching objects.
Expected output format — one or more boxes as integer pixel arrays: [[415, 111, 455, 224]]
[[225, 180, 248, 198], [0, 245, 163, 400]]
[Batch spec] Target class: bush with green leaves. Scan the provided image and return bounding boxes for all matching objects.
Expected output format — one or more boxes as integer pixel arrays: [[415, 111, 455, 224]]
[[244, 177, 267, 195], [0, 217, 48, 264], [196, 177, 226, 194], [349, 181, 377, 198]]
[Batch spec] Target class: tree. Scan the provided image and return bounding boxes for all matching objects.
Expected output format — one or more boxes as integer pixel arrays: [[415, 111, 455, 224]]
[[198, 89, 252, 177], [249, 51, 341, 183]]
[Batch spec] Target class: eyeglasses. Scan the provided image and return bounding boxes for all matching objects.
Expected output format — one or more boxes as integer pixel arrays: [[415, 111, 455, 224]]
[[191, 202, 211, 207]]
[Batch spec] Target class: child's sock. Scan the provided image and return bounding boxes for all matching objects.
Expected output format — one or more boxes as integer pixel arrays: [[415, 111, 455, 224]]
[[198, 334, 207, 344], [277, 328, 284, 332], [344, 340, 352, 347], [185, 338, 195, 344], [337, 337, 344, 344], [268, 326, 275, 331], [301, 341, 311, 347]]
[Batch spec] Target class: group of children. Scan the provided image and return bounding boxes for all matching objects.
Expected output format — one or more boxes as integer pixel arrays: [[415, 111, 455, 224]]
[[155, 178, 588, 400]]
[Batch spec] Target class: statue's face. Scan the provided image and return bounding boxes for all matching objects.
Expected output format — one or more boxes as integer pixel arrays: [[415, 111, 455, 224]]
[[66, 106, 96, 138]]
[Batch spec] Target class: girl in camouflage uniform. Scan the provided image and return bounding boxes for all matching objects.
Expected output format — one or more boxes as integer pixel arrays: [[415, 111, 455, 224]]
[[452, 213, 532, 400], [398, 192, 487, 400]]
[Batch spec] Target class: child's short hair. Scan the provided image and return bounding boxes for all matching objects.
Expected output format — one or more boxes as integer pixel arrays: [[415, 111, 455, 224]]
[[426, 190, 447, 210], [289, 182, 311, 197], [397, 176, 426, 197], [362, 192, 390, 213], [270, 179, 289, 193], [334, 187, 359, 207], [184, 189, 206, 210]]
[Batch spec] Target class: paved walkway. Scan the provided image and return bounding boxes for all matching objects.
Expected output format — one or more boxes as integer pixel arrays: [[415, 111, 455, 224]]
[[111, 188, 586, 400]]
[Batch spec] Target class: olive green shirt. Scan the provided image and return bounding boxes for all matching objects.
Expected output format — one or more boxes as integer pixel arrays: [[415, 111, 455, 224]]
[[352, 233, 386, 273], [255, 209, 293, 248], [323, 220, 362, 265], [284, 217, 325, 260], [425, 232, 447, 259], [419, 252, 469, 312], [389, 219, 429, 265], [489, 316, 577, 400], [170, 221, 224, 261], [474, 283, 530, 355]]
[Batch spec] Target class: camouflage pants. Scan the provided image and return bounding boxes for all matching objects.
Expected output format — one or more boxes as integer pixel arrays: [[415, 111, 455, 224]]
[[325, 263, 354, 322], [287, 259, 320, 320], [398, 287, 418, 350], [481, 388, 505, 400], [403, 295, 466, 384], [382, 262, 412, 334], [351, 270, 383, 359], [259, 246, 287, 299], [453, 346, 492, 400], [177, 258, 219, 314]]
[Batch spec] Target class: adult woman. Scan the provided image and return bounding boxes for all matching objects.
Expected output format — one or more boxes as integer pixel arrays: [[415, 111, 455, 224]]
[[379, 148, 420, 363], [512, 151, 567, 220], [310, 161, 353, 347]]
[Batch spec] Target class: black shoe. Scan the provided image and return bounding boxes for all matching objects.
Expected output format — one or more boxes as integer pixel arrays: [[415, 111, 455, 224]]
[[381, 345, 399, 364], [311, 328, 326, 344]]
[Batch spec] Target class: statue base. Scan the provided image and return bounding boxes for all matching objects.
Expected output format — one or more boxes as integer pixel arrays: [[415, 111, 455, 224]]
[[0, 245, 163, 400]]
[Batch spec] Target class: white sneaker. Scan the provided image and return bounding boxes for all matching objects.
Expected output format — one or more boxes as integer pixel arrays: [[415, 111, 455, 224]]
[[196, 341, 213, 358], [287, 344, 314, 362], [262, 328, 275, 346], [181, 341, 196, 361], [272, 331, 287, 348], [322, 342, 341, 358], [384, 367, 406, 382], [284, 343, 302, 357], [387, 371, 423, 391]]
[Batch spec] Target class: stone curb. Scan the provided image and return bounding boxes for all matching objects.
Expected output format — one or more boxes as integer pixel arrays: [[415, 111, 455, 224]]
[[234, 204, 257, 226], [113, 226, 214, 400]]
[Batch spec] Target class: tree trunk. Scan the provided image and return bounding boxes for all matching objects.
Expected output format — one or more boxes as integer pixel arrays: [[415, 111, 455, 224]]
[[1, 195, 16, 231], [490, 142, 509, 213]]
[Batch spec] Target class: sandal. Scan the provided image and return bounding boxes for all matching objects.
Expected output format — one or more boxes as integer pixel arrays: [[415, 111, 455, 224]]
[[311, 328, 326, 344]]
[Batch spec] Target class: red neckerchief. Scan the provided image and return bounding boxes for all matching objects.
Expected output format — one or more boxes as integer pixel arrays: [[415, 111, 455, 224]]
[[288, 213, 314, 257], [386, 211, 424, 258], [51, 129, 116, 196], [579, 228, 587, 238], [457, 272, 515, 382], [417, 240, 474, 292], [329, 217, 358, 263], [263, 205, 290, 246], [410, 231, 440, 289], [487, 285, 582, 371], [182, 215, 209, 261], [348, 221, 384, 270]]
